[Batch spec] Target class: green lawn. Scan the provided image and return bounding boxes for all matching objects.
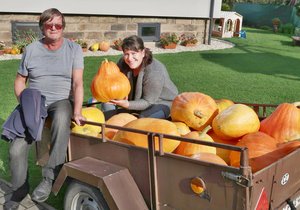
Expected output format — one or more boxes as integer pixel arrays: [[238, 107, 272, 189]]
[[0, 27, 300, 209]]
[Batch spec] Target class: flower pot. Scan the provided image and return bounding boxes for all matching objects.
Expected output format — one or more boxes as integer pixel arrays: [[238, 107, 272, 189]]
[[82, 47, 88, 52], [0, 50, 4, 56], [162, 43, 177, 49], [183, 43, 197, 47]]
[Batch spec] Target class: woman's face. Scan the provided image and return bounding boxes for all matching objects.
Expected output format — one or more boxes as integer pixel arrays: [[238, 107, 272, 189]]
[[123, 49, 145, 70], [43, 15, 64, 42]]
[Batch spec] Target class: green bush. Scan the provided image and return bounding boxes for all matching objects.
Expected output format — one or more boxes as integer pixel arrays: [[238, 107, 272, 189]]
[[221, 3, 231, 11], [279, 23, 294, 34]]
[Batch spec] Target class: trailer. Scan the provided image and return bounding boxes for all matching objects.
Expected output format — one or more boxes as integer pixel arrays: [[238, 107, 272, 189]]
[[37, 103, 300, 210]]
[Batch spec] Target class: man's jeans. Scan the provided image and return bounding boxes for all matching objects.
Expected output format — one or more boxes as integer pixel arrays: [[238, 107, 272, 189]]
[[9, 99, 72, 201]]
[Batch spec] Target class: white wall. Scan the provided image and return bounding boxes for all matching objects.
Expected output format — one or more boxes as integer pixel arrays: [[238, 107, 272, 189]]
[[0, 0, 222, 18]]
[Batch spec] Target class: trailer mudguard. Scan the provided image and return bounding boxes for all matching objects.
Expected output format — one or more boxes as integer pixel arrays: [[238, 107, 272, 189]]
[[52, 156, 148, 210]]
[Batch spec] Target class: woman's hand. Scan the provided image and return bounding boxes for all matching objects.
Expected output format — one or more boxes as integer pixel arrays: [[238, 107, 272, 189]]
[[110, 99, 129, 108]]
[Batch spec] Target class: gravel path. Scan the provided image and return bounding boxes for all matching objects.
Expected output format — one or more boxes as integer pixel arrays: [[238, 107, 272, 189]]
[[0, 38, 234, 61]]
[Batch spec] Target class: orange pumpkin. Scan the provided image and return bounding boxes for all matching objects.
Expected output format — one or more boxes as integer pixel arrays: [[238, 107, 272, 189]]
[[208, 130, 239, 164], [174, 126, 216, 157], [212, 104, 260, 139], [215, 98, 234, 113], [104, 113, 137, 139], [173, 121, 191, 136], [260, 102, 300, 142], [90, 59, 131, 102], [170, 92, 218, 131], [71, 107, 105, 137], [229, 131, 278, 168], [191, 152, 228, 165], [249, 140, 300, 172], [113, 118, 180, 153], [99, 41, 110, 52]]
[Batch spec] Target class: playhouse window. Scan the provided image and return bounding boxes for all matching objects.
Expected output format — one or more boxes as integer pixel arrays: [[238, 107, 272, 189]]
[[225, 19, 233, 32]]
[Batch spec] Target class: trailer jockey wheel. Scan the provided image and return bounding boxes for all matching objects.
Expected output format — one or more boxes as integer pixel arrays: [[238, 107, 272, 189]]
[[64, 180, 109, 210]]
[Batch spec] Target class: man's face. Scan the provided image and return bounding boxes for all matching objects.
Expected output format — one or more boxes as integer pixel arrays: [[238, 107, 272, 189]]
[[43, 15, 63, 42]]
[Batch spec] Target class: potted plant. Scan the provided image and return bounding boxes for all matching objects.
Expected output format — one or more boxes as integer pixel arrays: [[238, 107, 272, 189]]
[[15, 29, 39, 53], [0, 41, 5, 55], [75, 39, 88, 52], [159, 32, 180, 49], [180, 33, 198, 47], [113, 38, 123, 51], [272, 18, 281, 33]]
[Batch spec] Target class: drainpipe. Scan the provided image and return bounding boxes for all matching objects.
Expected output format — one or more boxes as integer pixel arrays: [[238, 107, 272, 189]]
[[208, 0, 215, 45]]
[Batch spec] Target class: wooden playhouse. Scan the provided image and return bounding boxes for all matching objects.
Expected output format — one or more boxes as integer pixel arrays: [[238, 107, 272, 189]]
[[212, 11, 243, 38]]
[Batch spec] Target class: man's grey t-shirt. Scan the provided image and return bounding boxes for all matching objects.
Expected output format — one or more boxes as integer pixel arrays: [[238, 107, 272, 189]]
[[18, 38, 84, 106]]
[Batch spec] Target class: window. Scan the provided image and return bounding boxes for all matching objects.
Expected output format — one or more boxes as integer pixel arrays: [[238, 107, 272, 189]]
[[11, 21, 43, 43], [138, 23, 160, 42]]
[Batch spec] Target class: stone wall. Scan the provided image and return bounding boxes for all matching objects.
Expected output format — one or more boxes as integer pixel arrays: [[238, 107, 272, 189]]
[[0, 13, 210, 47]]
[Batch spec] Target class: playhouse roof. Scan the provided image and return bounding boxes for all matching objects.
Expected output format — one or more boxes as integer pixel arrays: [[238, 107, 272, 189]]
[[219, 11, 243, 19]]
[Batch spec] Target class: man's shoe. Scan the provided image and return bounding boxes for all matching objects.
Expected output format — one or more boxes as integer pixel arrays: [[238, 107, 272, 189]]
[[31, 178, 53, 203], [3, 200, 19, 210]]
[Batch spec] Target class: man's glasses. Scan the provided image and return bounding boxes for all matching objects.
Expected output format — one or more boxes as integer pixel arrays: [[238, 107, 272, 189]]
[[44, 23, 63, 30]]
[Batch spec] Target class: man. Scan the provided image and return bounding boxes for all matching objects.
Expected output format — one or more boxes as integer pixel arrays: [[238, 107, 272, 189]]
[[4, 8, 84, 209]]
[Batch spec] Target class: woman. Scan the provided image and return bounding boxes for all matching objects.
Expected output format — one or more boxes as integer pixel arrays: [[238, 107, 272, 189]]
[[103, 35, 178, 119]]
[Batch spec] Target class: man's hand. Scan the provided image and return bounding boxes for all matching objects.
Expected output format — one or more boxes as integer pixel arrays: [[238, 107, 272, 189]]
[[73, 113, 86, 126]]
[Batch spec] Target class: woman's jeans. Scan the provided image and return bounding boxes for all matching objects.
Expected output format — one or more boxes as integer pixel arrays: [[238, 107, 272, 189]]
[[9, 99, 72, 201]]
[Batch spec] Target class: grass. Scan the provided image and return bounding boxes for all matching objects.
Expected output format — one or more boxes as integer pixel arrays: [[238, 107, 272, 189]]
[[0, 27, 300, 209]]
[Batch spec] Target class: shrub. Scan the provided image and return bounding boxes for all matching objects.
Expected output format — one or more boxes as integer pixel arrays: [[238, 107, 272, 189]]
[[279, 23, 294, 34]]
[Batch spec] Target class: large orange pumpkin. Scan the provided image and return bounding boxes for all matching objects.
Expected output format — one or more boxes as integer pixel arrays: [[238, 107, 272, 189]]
[[260, 102, 300, 142], [215, 98, 234, 113], [170, 92, 218, 131], [71, 107, 105, 137], [174, 126, 216, 157], [113, 118, 180, 153], [90, 59, 131, 102], [249, 140, 300, 172], [191, 152, 228, 165], [104, 113, 137, 139], [212, 104, 260, 139], [229, 131, 278, 168]]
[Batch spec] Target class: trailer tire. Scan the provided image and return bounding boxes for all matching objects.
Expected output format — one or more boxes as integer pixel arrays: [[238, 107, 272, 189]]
[[64, 180, 110, 210]]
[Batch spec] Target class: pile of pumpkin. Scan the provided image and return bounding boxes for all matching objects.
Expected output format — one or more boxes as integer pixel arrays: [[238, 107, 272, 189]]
[[71, 59, 300, 173]]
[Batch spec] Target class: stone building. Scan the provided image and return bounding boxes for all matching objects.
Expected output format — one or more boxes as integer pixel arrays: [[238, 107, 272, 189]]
[[0, 0, 222, 47]]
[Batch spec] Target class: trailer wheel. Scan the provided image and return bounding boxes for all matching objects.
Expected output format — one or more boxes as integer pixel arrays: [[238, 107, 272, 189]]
[[64, 180, 110, 210]]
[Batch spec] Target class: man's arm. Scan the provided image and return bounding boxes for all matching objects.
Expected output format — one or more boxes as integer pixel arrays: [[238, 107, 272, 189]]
[[72, 68, 85, 125], [14, 73, 27, 102]]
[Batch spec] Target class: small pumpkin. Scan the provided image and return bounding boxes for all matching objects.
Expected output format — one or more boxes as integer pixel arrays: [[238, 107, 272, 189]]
[[191, 152, 228, 165], [99, 41, 110, 52], [90, 59, 131, 102], [229, 131, 278, 168], [104, 113, 137, 139], [173, 121, 191, 136], [113, 118, 181, 153], [170, 92, 218, 131], [215, 98, 234, 113], [260, 102, 300, 142], [71, 107, 105, 137], [212, 104, 260, 139], [174, 126, 216, 157]]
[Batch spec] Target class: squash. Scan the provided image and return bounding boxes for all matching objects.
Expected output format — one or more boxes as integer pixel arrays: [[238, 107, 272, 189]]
[[90, 59, 131, 102], [113, 118, 180, 153], [170, 92, 218, 131], [71, 107, 105, 137], [104, 113, 137, 139], [260, 102, 300, 142], [249, 140, 300, 172], [215, 98, 234, 113], [212, 104, 260, 139], [99, 41, 110, 52], [208, 130, 239, 164], [173, 121, 191, 136], [191, 152, 228, 165], [174, 126, 216, 157], [229, 131, 278, 168]]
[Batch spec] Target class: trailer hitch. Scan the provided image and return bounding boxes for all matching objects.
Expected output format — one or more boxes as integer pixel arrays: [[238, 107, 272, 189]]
[[221, 171, 250, 187]]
